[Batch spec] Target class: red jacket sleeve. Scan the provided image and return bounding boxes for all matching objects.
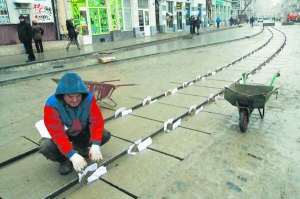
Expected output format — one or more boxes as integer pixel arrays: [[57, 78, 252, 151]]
[[89, 97, 104, 145], [44, 105, 73, 156]]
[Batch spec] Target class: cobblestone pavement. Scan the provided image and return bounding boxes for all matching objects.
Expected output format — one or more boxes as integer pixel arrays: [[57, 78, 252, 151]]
[[0, 24, 300, 199]]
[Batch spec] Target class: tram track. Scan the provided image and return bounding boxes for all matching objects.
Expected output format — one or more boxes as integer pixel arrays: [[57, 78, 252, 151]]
[[0, 26, 287, 198], [0, 27, 259, 86]]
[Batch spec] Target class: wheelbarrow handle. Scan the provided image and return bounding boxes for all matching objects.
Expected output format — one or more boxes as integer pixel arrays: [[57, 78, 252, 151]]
[[115, 84, 141, 87], [269, 71, 280, 86], [100, 79, 121, 83]]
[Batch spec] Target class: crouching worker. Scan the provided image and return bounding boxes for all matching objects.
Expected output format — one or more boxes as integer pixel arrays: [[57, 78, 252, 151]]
[[39, 73, 111, 175]]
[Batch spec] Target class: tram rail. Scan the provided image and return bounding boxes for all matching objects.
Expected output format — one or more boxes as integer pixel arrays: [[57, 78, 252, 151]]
[[0, 26, 287, 199]]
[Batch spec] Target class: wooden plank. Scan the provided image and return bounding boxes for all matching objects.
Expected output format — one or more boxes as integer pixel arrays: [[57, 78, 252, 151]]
[[98, 57, 116, 63]]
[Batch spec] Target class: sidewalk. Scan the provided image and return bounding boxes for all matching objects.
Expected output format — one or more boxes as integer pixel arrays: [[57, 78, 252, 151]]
[[0, 25, 244, 69]]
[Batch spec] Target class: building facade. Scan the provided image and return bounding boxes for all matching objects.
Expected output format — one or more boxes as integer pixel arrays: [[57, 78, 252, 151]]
[[0, 0, 234, 46], [0, 0, 56, 45]]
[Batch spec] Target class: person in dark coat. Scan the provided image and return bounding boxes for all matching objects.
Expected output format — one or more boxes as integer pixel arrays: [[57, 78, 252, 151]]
[[189, 16, 194, 35], [66, 17, 81, 51], [193, 16, 197, 34], [196, 16, 201, 35], [32, 20, 44, 53], [229, 17, 234, 26], [250, 16, 254, 27], [18, 15, 36, 62]]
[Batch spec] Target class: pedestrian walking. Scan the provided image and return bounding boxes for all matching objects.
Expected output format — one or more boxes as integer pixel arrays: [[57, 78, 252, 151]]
[[229, 17, 234, 26], [32, 20, 44, 53], [216, 17, 221, 28], [66, 17, 81, 51], [189, 16, 194, 35], [196, 16, 201, 35], [38, 73, 111, 175], [17, 15, 36, 62], [193, 16, 197, 34], [250, 16, 254, 27], [234, 18, 237, 25]]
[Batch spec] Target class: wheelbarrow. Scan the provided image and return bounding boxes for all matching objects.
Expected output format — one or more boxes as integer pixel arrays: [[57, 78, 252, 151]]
[[224, 72, 280, 132], [52, 78, 140, 107]]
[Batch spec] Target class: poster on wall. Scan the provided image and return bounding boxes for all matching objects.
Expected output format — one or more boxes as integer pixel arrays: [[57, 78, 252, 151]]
[[88, 0, 106, 7], [100, 8, 109, 33], [110, 0, 118, 30], [0, 0, 10, 24], [231, 1, 241, 11], [88, 0, 109, 35], [33, 0, 54, 22], [89, 8, 101, 34], [118, 0, 123, 30]]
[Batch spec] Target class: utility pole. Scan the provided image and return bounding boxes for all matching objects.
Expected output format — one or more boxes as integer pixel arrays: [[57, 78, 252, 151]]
[[53, 0, 61, 40]]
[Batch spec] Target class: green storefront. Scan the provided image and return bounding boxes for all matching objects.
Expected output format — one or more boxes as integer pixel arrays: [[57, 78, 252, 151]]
[[70, 0, 123, 36]]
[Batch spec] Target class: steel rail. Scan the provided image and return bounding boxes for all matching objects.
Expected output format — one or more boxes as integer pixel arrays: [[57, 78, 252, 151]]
[[0, 26, 286, 198], [43, 27, 286, 198]]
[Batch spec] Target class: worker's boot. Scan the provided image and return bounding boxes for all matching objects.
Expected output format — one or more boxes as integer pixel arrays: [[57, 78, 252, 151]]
[[59, 159, 73, 175]]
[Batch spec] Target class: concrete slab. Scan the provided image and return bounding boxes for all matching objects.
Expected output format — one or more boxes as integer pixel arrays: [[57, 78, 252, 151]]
[[0, 136, 130, 199], [100, 107, 118, 120], [0, 153, 77, 199], [65, 180, 132, 199], [0, 137, 37, 162], [105, 115, 162, 141], [131, 100, 187, 122], [177, 84, 222, 99], [204, 99, 237, 116], [99, 149, 179, 197], [180, 111, 231, 135], [157, 91, 208, 108], [150, 127, 213, 159]]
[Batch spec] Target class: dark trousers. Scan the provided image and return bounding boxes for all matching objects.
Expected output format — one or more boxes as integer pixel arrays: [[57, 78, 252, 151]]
[[66, 37, 80, 49], [23, 41, 36, 61], [39, 129, 111, 163], [34, 40, 43, 53], [190, 25, 194, 34], [217, 22, 220, 28]]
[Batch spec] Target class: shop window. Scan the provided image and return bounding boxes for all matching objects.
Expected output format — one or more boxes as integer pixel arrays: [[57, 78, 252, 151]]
[[123, 0, 132, 30], [138, 10, 144, 31], [124, 9, 132, 30], [138, 0, 148, 9], [0, 0, 10, 24], [185, 3, 191, 25], [198, 4, 202, 18], [167, 1, 173, 28]]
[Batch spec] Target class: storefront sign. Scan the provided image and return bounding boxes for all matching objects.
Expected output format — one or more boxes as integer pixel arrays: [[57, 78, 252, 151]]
[[20, 9, 30, 14], [33, 0, 54, 22], [216, 0, 224, 5], [231, 1, 240, 10], [71, 0, 86, 3]]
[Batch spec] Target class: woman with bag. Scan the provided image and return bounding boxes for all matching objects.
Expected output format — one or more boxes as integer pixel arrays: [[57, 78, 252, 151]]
[[32, 20, 44, 53], [66, 17, 81, 51]]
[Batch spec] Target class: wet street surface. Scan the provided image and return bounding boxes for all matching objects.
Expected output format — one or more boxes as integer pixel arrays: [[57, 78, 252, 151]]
[[0, 24, 300, 198]]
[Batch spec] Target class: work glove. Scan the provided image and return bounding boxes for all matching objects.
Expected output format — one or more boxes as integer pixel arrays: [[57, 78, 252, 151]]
[[89, 144, 103, 162], [69, 153, 87, 173]]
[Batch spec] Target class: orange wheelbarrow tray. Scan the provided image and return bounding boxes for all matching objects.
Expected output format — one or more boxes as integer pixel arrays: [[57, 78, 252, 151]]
[[52, 78, 140, 107]]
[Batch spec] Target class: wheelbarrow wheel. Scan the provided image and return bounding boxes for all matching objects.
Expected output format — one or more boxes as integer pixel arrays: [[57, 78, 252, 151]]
[[239, 109, 248, 132]]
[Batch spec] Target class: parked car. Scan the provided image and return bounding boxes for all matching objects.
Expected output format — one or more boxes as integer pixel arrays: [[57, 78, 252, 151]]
[[257, 18, 263, 23]]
